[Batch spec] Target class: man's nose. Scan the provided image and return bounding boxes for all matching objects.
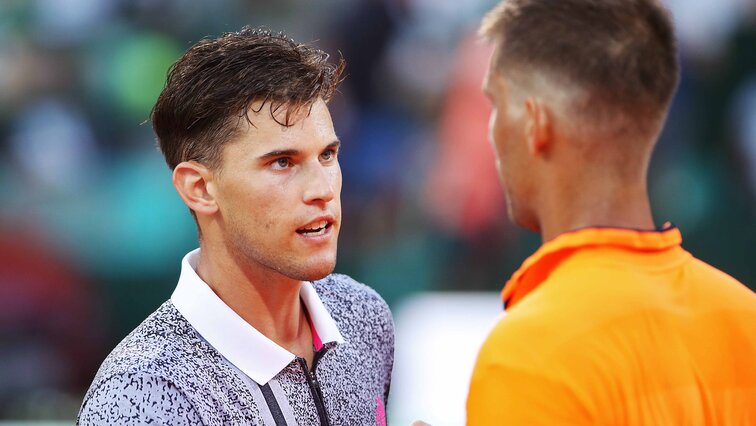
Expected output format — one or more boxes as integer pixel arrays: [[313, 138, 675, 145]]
[[303, 163, 336, 204]]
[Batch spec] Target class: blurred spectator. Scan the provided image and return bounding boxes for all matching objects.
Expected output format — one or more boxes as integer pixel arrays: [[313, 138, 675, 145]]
[[424, 34, 502, 238], [0, 228, 105, 419]]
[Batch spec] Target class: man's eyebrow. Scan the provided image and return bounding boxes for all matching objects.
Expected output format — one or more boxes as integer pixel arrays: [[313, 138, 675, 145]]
[[257, 140, 341, 161], [257, 149, 300, 161]]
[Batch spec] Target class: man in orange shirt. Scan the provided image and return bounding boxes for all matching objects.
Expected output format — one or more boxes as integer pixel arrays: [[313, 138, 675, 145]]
[[467, 0, 756, 424]]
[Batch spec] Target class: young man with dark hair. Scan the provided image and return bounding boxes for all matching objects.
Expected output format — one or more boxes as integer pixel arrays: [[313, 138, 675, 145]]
[[468, 0, 756, 424], [78, 28, 394, 425]]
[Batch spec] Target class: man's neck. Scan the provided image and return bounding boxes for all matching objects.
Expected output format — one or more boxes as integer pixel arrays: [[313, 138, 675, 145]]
[[194, 240, 314, 363], [538, 178, 655, 243]]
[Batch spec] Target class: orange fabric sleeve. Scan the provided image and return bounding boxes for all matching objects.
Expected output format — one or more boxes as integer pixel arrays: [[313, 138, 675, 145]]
[[467, 359, 592, 426]]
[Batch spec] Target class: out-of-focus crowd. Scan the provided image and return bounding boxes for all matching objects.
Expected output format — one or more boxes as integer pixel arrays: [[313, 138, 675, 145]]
[[0, 0, 753, 420]]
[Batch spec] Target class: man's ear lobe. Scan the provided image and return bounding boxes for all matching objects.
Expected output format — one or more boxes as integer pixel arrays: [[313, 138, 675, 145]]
[[524, 98, 552, 156], [172, 161, 218, 216]]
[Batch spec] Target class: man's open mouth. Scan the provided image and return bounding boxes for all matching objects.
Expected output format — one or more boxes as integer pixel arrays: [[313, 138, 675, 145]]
[[296, 220, 332, 236]]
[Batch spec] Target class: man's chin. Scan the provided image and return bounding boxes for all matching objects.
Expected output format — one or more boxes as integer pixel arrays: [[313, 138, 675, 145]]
[[290, 260, 337, 282], [301, 270, 333, 282], [507, 205, 540, 234]]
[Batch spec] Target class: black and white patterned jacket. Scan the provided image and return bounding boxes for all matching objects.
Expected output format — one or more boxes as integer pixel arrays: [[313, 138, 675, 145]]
[[78, 250, 394, 425]]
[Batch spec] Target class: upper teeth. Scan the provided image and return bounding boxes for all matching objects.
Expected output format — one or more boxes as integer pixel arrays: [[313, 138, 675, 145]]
[[303, 220, 328, 231]]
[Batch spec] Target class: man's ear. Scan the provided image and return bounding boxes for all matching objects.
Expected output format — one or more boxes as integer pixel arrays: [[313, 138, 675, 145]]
[[172, 161, 218, 217], [524, 97, 552, 156]]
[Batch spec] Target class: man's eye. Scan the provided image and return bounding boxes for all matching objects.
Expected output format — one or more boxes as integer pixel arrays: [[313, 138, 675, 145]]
[[321, 149, 336, 161], [272, 158, 292, 169]]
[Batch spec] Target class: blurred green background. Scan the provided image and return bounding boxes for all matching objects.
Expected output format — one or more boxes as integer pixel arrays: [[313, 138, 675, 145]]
[[0, 0, 754, 421]]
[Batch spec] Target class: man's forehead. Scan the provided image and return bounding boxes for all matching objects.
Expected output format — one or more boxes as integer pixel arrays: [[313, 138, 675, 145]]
[[244, 100, 311, 127], [482, 44, 510, 96], [236, 99, 334, 140]]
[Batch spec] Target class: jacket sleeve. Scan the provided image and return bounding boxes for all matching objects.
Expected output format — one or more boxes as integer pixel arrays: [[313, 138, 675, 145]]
[[78, 372, 203, 425]]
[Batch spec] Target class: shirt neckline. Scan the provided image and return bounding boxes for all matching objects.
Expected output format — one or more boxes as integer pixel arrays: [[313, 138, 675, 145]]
[[501, 224, 683, 309], [170, 248, 345, 385]]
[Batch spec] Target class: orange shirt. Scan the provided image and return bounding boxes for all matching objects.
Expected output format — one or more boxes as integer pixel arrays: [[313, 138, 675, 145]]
[[467, 226, 756, 425]]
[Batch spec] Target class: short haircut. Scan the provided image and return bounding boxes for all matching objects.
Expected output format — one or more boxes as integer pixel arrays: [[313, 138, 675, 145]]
[[152, 27, 345, 171], [480, 0, 679, 121]]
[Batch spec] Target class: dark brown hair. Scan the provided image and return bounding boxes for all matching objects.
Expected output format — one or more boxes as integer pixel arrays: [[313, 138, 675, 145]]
[[480, 0, 679, 118], [151, 27, 345, 171]]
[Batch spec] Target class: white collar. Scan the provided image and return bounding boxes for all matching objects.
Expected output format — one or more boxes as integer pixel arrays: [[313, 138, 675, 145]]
[[170, 248, 344, 385]]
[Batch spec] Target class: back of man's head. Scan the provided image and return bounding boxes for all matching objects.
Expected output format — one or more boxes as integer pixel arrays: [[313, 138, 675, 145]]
[[481, 0, 679, 139]]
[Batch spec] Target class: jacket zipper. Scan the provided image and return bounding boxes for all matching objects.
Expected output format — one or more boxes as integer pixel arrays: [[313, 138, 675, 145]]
[[298, 350, 330, 426]]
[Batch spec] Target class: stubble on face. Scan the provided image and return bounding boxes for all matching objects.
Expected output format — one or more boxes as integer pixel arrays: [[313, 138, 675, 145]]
[[484, 66, 541, 233], [227, 221, 337, 282]]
